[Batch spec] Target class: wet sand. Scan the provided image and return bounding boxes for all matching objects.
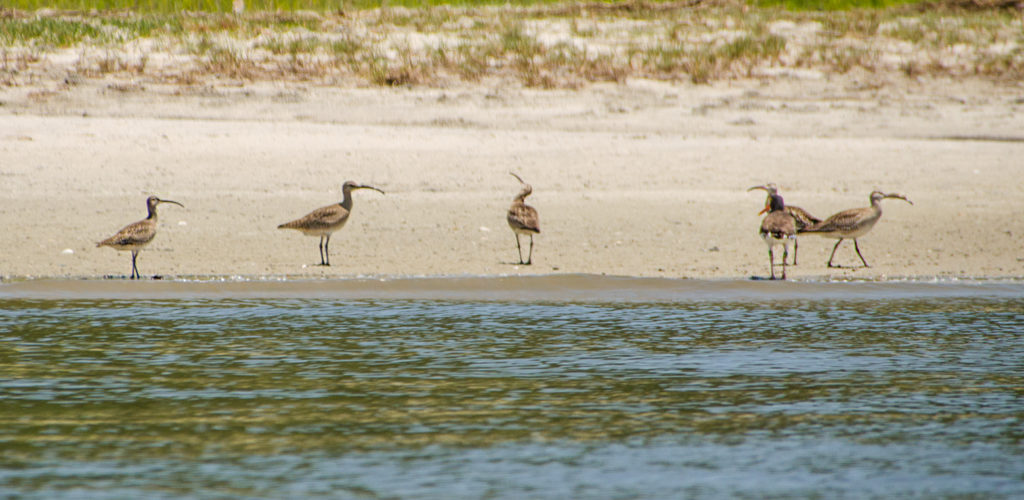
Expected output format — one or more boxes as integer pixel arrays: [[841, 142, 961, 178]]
[[2, 77, 1023, 281], [2, 276, 1022, 302]]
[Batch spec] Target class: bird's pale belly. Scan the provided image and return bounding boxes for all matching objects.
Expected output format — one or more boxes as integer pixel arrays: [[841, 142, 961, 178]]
[[298, 221, 347, 237], [761, 232, 795, 248]]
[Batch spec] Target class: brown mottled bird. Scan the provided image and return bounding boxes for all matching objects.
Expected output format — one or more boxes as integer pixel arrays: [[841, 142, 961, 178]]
[[277, 181, 384, 267], [748, 183, 821, 265], [97, 196, 184, 279], [507, 172, 540, 265], [802, 190, 913, 268], [755, 191, 797, 280]]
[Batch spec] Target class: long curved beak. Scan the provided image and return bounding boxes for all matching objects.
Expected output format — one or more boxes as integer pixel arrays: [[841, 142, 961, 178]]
[[888, 193, 913, 205], [358, 185, 385, 195], [510, 172, 526, 185], [159, 199, 184, 208], [749, 186, 770, 214]]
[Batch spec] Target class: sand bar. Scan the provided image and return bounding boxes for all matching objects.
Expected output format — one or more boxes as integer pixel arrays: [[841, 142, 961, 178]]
[[2, 77, 1023, 280]]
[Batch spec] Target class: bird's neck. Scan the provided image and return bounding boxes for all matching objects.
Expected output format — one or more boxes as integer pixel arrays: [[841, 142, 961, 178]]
[[341, 189, 354, 210], [147, 206, 158, 220], [869, 198, 883, 214]]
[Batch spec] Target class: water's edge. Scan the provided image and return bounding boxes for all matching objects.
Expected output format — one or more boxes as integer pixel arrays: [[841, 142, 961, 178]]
[[1, 274, 1022, 301]]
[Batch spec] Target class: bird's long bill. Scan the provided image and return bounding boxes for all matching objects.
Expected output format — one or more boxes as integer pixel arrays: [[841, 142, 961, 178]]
[[160, 199, 185, 208], [889, 194, 913, 205], [358, 185, 385, 195], [749, 185, 770, 214], [509, 172, 526, 185]]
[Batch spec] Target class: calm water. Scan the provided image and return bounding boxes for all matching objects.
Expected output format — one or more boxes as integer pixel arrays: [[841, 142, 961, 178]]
[[1, 277, 1022, 499]]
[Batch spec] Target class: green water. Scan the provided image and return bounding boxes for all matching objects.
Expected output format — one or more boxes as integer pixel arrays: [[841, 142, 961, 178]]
[[1, 279, 1022, 498]]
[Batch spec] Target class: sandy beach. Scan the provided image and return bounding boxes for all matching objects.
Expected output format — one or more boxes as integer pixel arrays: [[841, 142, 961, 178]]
[[1, 73, 1023, 280]]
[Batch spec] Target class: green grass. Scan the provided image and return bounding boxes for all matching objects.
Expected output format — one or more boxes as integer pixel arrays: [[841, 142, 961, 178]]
[[1, 0, 581, 13], [0, 17, 107, 47], [752, 0, 924, 10], [1, 0, 947, 13]]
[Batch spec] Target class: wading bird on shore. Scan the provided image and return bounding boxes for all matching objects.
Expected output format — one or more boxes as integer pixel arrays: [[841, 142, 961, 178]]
[[507, 172, 540, 265], [802, 190, 913, 268], [753, 189, 797, 280], [748, 183, 821, 266], [97, 196, 184, 279], [278, 181, 385, 267]]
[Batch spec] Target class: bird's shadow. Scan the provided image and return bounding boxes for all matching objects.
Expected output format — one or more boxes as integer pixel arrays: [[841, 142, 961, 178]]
[[501, 261, 531, 266], [827, 264, 868, 270]]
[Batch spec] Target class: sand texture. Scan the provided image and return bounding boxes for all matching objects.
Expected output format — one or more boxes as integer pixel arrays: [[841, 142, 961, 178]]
[[2, 77, 1023, 280]]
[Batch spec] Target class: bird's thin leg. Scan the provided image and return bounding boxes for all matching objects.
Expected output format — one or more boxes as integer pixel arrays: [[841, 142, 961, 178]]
[[317, 236, 326, 266], [782, 247, 788, 280], [827, 239, 843, 268], [793, 240, 799, 266], [769, 247, 776, 280], [514, 234, 524, 264], [324, 234, 332, 267], [130, 251, 139, 280], [853, 239, 869, 268], [526, 235, 534, 265]]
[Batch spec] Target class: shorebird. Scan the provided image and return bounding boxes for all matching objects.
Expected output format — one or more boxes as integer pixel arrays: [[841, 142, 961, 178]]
[[753, 190, 797, 280], [277, 181, 384, 266], [97, 196, 184, 279], [748, 183, 821, 265], [507, 172, 540, 265], [802, 190, 913, 268]]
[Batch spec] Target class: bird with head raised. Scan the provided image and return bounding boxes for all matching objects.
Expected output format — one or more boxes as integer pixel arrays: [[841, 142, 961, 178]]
[[278, 181, 385, 267], [751, 189, 797, 280], [748, 183, 821, 266], [507, 172, 540, 265], [802, 190, 913, 268], [97, 195, 184, 279]]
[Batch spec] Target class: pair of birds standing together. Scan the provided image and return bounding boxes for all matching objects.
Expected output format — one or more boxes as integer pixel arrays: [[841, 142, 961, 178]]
[[97, 173, 541, 278], [750, 183, 913, 280]]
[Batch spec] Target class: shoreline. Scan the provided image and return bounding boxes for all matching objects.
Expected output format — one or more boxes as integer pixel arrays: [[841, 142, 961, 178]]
[[3, 274, 1023, 303]]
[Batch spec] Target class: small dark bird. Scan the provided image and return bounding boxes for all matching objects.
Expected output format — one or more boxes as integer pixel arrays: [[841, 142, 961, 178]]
[[755, 191, 797, 280], [97, 196, 184, 279], [278, 181, 384, 266], [748, 183, 821, 265], [507, 172, 540, 265]]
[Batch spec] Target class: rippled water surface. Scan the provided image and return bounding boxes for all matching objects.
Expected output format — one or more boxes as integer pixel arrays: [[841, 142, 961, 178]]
[[1, 278, 1022, 498]]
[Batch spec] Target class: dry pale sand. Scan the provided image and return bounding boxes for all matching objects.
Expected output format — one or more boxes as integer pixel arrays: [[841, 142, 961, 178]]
[[1, 75, 1023, 281]]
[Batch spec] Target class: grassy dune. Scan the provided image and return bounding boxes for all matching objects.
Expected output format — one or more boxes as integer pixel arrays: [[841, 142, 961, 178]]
[[1, 1, 1022, 88]]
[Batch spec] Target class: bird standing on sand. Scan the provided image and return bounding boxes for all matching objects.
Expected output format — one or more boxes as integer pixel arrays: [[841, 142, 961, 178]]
[[802, 190, 913, 268], [97, 196, 184, 279], [277, 181, 385, 266], [755, 190, 797, 280], [748, 183, 821, 266], [507, 172, 540, 265]]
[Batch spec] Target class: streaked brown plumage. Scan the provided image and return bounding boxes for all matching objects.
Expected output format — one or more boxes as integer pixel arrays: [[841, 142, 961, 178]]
[[802, 190, 913, 268], [278, 180, 384, 266], [507, 172, 540, 265], [756, 192, 796, 280], [749, 183, 821, 265], [97, 196, 184, 279]]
